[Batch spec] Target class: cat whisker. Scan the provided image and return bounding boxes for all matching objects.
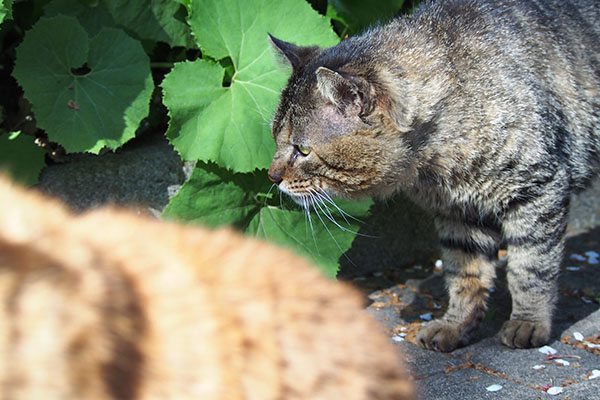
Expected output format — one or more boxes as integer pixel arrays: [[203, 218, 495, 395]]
[[308, 189, 378, 239], [303, 195, 319, 253], [261, 197, 322, 258], [311, 196, 373, 238], [309, 197, 358, 268], [313, 187, 365, 225], [265, 183, 278, 209]]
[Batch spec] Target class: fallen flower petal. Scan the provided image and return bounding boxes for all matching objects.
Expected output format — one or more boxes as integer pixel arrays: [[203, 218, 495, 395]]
[[546, 386, 563, 395], [532, 365, 545, 370], [486, 384, 503, 392], [573, 332, 584, 341], [570, 253, 586, 261], [538, 345, 558, 355], [391, 335, 405, 343], [589, 370, 600, 380], [554, 359, 570, 366]]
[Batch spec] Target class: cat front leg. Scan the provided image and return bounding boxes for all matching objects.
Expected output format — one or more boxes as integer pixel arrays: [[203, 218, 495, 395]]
[[416, 218, 500, 352], [500, 186, 569, 348]]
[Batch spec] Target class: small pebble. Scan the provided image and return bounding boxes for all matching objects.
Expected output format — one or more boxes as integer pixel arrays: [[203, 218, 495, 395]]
[[589, 369, 600, 380], [538, 345, 557, 355], [485, 384, 503, 392], [547, 386, 563, 396], [573, 331, 584, 341]]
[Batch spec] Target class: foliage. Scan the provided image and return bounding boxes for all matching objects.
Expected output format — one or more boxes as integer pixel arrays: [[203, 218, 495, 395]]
[[0, 0, 407, 276], [162, 0, 339, 172], [0, 131, 45, 186], [164, 163, 372, 278], [13, 15, 154, 154], [0, 0, 10, 24]]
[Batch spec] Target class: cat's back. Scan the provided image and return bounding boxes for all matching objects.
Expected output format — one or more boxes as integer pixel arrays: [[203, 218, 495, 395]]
[[0, 177, 413, 400]]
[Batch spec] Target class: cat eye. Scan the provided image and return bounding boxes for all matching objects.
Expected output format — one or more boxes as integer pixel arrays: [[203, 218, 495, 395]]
[[296, 145, 311, 156]]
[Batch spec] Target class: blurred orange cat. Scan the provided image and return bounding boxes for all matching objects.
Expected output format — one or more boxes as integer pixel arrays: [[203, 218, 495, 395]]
[[0, 176, 414, 400]]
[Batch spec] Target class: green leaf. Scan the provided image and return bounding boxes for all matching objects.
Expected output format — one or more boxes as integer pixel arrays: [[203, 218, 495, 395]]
[[162, 0, 339, 172], [163, 162, 267, 229], [0, 131, 45, 186], [105, 0, 193, 48], [44, 0, 116, 36], [46, 0, 193, 47], [164, 163, 373, 278], [329, 0, 405, 34], [13, 16, 153, 154], [0, 0, 9, 24]]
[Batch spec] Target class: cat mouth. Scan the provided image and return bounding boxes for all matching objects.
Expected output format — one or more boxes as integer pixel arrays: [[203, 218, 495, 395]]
[[278, 182, 335, 208]]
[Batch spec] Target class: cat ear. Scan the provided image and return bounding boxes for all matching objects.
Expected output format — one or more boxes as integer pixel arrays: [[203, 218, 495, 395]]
[[268, 34, 319, 70], [316, 66, 369, 117]]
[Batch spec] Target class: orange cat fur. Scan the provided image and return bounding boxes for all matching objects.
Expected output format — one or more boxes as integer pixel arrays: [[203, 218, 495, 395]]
[[0, 176, 414, 400]]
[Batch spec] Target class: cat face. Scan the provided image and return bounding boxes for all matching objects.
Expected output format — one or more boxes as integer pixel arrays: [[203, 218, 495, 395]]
[[268, 36, 410, 204]]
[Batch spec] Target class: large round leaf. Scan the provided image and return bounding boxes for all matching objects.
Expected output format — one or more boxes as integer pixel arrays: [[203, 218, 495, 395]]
[[13, 16, 153, 154], [162, 0, 339, 172]]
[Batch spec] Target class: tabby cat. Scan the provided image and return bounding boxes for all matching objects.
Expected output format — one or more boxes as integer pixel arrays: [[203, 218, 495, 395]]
[[0, 176, 414, 400], [268, 0, 600, 352]]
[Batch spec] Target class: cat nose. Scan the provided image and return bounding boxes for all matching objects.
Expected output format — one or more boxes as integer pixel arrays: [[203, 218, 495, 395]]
[[268, 169, 283, 185]]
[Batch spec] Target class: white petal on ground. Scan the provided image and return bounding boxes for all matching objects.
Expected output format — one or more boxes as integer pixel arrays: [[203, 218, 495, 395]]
[[420, 312, 433, 321], [554, 359, 570, 366], [584, 251, 599, 258], [532, 365, 546, 370], [584, 341, 600, 349], [485, 384, 503, 392], [435, 259, 443, 268], [570, 253, 587, 261], [565, 266, 581, 271], [538, 345, 558, 355], [588, 258, 599, 265], [547, 386, 563, 395], [391, 335, 405, 342], [589, 369, 600, 380], [573, 331, 584, 341]]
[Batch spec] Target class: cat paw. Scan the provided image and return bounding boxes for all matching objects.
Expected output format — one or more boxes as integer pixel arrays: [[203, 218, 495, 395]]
[[499, 319, 550, 348], [416, 320, 464, 352]]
